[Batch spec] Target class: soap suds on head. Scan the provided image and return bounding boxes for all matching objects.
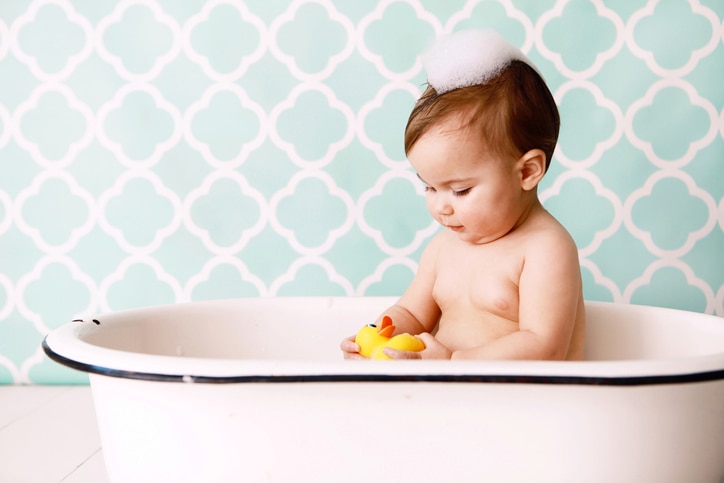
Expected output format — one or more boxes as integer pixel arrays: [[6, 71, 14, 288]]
[[424, 30, 538, 94]]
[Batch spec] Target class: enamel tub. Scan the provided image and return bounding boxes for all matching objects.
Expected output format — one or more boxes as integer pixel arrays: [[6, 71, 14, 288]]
[[43, 297, 724, 483]]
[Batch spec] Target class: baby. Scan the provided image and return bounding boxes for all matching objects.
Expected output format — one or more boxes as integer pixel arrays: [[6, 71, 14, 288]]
[[342, 30, 585, 360]]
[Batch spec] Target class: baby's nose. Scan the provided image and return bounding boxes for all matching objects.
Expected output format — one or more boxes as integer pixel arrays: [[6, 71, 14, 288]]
[[436, 196, 453, 216]]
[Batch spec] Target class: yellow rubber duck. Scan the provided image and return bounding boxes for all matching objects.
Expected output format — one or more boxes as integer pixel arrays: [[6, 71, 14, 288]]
[[355, 315, 425, 360]]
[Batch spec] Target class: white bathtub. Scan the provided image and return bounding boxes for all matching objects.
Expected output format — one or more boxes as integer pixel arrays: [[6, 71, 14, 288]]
[[43, 297, 724, 483]]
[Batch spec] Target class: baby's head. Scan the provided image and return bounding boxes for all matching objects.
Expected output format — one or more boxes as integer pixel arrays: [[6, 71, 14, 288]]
[[405, 30, 559, 171]]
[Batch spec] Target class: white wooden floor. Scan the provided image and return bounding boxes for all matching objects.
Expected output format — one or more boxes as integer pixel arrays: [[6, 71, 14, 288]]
[[0, 385, 108, 483]]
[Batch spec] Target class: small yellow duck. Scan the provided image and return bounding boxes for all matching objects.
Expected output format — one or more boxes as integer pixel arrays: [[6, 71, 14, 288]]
[[355, 315, 425, 360]]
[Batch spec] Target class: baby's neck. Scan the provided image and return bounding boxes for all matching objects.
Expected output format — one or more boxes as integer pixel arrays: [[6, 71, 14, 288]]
[[507, 194, 543, 233]]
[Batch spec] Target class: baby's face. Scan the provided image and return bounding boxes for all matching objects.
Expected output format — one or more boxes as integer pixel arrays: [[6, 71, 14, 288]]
[[407, 117, 529, 245]]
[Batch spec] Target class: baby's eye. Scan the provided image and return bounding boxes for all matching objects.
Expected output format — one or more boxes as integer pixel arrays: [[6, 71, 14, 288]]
[[452, 188, 471, 197], [423, 185, 436, 193]]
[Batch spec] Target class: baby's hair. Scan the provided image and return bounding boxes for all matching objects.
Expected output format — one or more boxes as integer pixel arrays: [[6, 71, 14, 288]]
[[404, 60, 560, 172]]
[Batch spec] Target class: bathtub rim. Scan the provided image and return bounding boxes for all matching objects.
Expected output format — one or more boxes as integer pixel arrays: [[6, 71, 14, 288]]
[[42, 299, 724, 387], [42, 341, 724, 387]]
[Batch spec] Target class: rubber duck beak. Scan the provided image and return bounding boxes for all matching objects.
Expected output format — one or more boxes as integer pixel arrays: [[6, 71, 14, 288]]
[[377, 315, 395, 338]]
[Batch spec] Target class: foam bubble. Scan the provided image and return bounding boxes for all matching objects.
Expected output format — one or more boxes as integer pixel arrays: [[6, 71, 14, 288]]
[[424, 30, 538, 94]]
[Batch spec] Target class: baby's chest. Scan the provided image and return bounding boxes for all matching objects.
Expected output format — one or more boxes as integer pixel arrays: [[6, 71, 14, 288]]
[[433, 248, 522, 318]]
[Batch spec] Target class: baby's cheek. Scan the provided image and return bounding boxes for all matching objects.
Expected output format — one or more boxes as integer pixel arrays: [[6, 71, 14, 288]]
[[425, 198, 436, 214]]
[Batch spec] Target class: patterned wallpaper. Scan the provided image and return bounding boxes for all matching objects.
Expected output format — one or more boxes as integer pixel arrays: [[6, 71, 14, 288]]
[[1, 0, 723, 383]]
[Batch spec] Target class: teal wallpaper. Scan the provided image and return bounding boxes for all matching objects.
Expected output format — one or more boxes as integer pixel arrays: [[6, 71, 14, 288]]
[[1, 0, 723, 383]]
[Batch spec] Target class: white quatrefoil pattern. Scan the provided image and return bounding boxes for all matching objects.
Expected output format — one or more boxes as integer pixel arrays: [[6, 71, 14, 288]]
[[0, 0, 723, 383]]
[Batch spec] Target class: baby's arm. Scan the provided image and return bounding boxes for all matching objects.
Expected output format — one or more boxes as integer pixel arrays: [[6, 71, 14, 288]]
[[340, 234, 442, 359], [452, 229, 582, 360]]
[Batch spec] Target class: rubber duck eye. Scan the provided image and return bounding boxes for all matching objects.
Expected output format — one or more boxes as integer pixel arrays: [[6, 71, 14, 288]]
[[368, 323, 377, 328]]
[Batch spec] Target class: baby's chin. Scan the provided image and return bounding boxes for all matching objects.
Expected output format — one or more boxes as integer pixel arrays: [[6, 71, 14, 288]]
[[451, 227, 507, 245]]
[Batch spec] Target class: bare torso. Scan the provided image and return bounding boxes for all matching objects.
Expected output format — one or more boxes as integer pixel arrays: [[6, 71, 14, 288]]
[[428, 209, 585, 360]]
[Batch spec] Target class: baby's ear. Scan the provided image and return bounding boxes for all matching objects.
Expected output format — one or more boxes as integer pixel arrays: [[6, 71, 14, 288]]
[[517, 149, 547, 191]]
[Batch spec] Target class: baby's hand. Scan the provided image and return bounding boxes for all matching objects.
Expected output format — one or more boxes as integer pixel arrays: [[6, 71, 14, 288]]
[[383, 333, 451, 360], [340, 335, 365, 360]]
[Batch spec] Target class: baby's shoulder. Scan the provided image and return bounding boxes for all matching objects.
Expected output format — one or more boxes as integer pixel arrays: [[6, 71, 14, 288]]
[[522, 210, 577, 250]]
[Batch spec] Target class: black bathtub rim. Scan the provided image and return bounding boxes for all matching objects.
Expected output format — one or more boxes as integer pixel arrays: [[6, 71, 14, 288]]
[[42, 337, 724, 387]]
